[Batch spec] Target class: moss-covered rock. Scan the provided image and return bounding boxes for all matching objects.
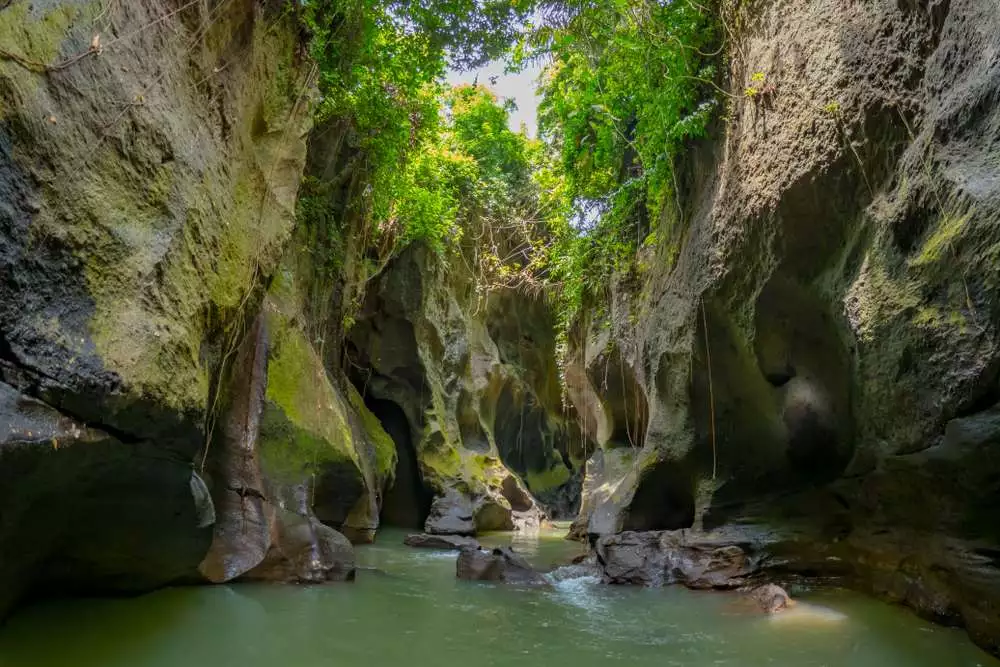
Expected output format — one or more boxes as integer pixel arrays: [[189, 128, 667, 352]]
[[0, 0, 313, 614], [0, 0, 312, 444]]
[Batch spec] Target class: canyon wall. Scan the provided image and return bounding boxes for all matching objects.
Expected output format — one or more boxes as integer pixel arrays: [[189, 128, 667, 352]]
[[0, 0, 372, 613], [570, 0, 1000, 653], [2, 0, 999, 657]]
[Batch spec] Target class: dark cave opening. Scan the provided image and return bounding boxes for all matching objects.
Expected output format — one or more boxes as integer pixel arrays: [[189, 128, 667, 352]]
[[366, 397, 432, 529], [622, 460, 695, 531]]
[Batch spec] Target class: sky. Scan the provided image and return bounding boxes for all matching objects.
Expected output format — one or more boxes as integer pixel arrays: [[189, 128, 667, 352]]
[[445, 60, 545, 137]]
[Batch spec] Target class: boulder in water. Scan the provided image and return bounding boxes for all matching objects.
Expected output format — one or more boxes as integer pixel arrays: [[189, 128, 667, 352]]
[[404, 533, 480, 550], [597, 529, 759, 588], [425, 489, 476, 535], [748, 584, 794, 613], [456, 546, 546, 585]]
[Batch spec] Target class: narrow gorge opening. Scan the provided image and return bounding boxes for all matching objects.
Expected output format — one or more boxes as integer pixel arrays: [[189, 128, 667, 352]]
[[367, 397, 432, 529], [2, 0, 999, 663]]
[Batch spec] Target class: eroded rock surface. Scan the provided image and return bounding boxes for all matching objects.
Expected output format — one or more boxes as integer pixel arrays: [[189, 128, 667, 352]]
[[0, 0, 380, 611], [0, 0, 315, 614], [347, 244, 578, 535], [597, 529, 761, 589]]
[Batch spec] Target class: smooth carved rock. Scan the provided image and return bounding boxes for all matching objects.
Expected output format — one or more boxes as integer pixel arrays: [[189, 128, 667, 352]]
[[456, 546, 547, 585], [425, 489, 476, 536], [404, 533, 480, 550], [244, 513, 356, 583]]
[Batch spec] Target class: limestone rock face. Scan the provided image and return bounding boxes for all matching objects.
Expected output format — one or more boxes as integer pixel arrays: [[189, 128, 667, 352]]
[[565, 0, 1000, 654], [244, 512, 356, 584], [424, 488, 477, 536], [597, 530, 760, 589], [347, 244, 579, 534], [0, 382, 212, 614], [0, 0, 313, 617], [198, 301, 387, 583], [0, 0, 399, 613]]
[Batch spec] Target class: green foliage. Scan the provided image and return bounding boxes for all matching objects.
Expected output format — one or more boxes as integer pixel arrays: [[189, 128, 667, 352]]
[[520, 0, 720, 337], [381, 84, 541, 257], [297, 0, 544, 262], [295, 0, 722, 395]]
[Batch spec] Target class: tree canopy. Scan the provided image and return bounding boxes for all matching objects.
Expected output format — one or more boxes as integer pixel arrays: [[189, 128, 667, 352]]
[[296, 0, 721, 339]]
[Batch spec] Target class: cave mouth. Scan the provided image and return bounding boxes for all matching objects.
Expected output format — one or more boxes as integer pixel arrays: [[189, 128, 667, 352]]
[[589, 348, 649, 449], [622, 460, 695, 531], [366, 397, 432, 529]]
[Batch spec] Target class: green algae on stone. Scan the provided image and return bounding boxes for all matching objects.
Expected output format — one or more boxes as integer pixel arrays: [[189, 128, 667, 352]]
[[418, 433, 464, 489], [346, 382, 397, 483], [262, 312, 357, 463], [912, 209, 972, 268], [526, 464, 571, 495], [0, 3, 89, 67]]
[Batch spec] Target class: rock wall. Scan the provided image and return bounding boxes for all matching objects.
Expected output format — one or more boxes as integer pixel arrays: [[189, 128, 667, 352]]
[[0, 0, 381, 615], [570, 0, 1000, 654], [2, 0, 998, 656], [347, 243, 584, 534]]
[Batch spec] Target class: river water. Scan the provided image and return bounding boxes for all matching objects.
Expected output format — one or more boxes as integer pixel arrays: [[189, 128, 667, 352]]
[[0, 525, 996, 667]]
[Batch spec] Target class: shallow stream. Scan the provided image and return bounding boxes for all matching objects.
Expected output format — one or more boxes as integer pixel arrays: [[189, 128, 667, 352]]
[[0, 526, 996, 667]]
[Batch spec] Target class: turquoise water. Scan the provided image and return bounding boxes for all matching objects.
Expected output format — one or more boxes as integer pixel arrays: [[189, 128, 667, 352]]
[[0, 526, 996, 667]]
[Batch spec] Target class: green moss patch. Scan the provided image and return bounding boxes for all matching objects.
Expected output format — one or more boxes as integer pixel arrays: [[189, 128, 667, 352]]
[[259, 310, 358, 482], [0, 4, 86, 66], [526, 464, 571, 494], [912, 209, 971, 268], [346, 383, 397, 483]]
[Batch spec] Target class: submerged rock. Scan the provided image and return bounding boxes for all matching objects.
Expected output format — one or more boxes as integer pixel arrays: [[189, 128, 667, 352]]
[[404, 533, 480, 550], [747, 584, 794, 614], [456, 546, 547, 585]]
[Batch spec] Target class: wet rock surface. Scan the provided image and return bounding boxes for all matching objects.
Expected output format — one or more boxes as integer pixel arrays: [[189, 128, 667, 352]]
[[425, 489, 477, 536], [456, 546, 547, 585], [244, 513, 356, 583]]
